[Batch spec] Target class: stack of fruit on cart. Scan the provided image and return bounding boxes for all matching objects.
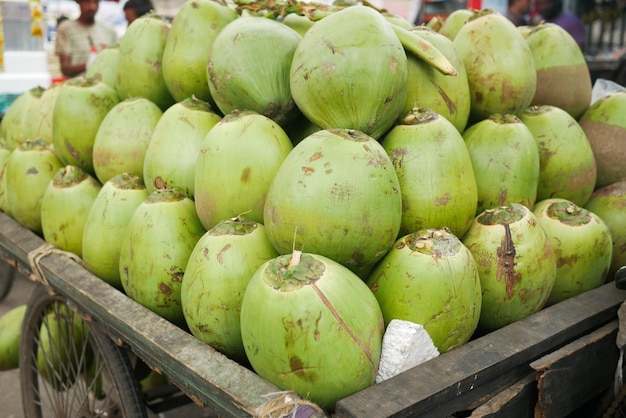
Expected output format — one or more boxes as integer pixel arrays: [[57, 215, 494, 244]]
[[0, 0, 625, 412]]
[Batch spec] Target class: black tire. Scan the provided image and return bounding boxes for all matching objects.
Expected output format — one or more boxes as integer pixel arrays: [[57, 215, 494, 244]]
[[617, 266, 626, 290], [19, 284, 148, 418], [0, 262, 16, 302]]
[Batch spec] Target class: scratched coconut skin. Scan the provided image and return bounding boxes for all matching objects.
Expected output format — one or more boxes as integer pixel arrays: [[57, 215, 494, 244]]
[[367, 228, 482, 353], [263, 128, 402, 280], [119, 188, 206, 327], [462, 203, 557, 332], [453, 10, 536, 123], [240, 251, 384, 410]]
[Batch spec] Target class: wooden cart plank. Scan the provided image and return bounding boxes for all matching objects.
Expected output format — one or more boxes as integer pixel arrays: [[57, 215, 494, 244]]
[[0, 212, 285, 417], [531, 320, 620, 418], [334, 281, 626, 417], [469, 373, 537, 418]]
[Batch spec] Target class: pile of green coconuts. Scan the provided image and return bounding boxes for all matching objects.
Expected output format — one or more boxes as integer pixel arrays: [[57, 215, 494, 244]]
[[0, 0, 625, 411]]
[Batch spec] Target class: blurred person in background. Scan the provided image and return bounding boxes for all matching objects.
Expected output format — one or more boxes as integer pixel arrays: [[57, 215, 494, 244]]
[[410, 0, 424, 26], [506, 0, 532, 26], [536, 0, 585, 50], [123, 0, 154, 25], [55, 0, 118, 77]]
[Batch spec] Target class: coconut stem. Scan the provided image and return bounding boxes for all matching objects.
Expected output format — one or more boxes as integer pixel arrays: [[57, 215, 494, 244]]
[[288, 250, 302, 267]]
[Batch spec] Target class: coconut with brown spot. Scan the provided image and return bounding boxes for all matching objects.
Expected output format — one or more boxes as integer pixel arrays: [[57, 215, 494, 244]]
[[5, 138, 64, 233], [1, 86, 45, 150], [92, 97, 163, 185], [578, 90, 626, 188], [40, 165, 102, 257], [463, 114, 540, 214], [403, 27, 471, 133], [82, 173, 148, 289], [518, 105, 596, 207], [453, 9, 536, 122], [289, 6, 409, 140], [366, 228, 482, 353], [194, 110, 293, 230], [119, 188, 206, 326], [162, 0, 238, 104], [381, 107, 477, 237], [144, 96, 221, 198], [522, 23, 592, 120], [116, 13, 175, 111], [263, 128, 402, 279], [52, 77, 120, 176], [462, 203, 557, 332], [181, 216, 278, 363], [240, 250, 384, 410]]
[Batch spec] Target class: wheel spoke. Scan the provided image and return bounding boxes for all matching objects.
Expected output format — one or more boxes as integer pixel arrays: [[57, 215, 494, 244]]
[[20, 285, 148, 418]]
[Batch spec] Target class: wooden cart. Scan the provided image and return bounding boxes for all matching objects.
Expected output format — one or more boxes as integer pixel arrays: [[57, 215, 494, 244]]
[[1, 209, 625, 418]]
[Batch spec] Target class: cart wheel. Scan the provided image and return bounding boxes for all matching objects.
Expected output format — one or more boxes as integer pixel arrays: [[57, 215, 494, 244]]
[[0, 262, 16, 301], [19, 284, 148, 418]]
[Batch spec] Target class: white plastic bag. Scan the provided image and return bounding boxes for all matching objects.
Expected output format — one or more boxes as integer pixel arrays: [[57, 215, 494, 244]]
[[591, 78, 626, 105]]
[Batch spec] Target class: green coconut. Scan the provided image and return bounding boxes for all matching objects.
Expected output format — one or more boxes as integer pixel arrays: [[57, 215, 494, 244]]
[[403, 27, 471, 133], [33, 82, 64, 144], [533, 198, 612, 306], [463, 114, 540, 214], [119, 188, 206, 326], [82, 173, 148, 289], [289, 6, 408, 140], [207, 16, 302, 127], [240, 251, 384, 410], [462, 203, 556, 332], [5, 139, 64, 233], [85, 43, 120, 89], [381, 108, 477, 237], [367, 228, 482, 353], [263, 128, 402, 279], [281, 12, 315, 36], [518, 105, 597, 207], [92, 97, 163, 184], [162, 0, 238, 103], [195, 110, 293, 230], [585, 180, 626, 278], [52, 77, 120, 176], [578, 90, 626, 188], [439, 8, 475, 40], [143, 97, 221, 197], [0, 304, 27, 370], [181, 217, 279, 363], [116, 13, 175, 111], [1, 86, 45, 150], [453, 9, 536, 122], [523, 23, 592, 119], [40, 165, 102, 257]]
